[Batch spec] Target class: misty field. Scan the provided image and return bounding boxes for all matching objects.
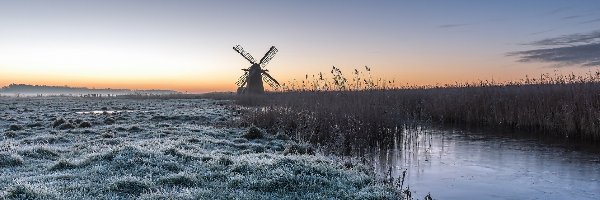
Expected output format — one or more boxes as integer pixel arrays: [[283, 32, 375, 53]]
[[0, 97, 402, 199]]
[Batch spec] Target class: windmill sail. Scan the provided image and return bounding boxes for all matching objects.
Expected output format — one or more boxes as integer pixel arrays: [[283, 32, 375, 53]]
[[233, 45, 257, 64], [259, 46, 278, 67], [262, 71, 280, 88], [236, 71, 249, 86]]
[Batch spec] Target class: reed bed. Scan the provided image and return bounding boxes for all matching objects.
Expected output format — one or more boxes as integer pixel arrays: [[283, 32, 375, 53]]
[[236, 67, 600, 151]]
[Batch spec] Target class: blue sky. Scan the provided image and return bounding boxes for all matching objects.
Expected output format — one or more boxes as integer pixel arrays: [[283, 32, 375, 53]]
[[0, 0, 599, 92]]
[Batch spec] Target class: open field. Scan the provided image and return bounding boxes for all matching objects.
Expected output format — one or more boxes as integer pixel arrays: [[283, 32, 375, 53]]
[[0, 97, 403, 199]]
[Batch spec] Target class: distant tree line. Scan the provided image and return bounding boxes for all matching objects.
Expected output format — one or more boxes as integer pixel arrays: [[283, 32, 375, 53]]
[[0, 83, 179, 96]]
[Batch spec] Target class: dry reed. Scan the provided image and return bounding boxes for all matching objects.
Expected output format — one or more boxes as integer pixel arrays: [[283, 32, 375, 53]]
[[236, 67, 600, 151]]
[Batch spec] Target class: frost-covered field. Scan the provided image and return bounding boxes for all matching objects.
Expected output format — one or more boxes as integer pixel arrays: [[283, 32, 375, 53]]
[[0, 97, 398, 199]]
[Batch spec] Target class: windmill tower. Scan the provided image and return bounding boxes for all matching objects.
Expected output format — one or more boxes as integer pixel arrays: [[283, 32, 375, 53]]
[[233, 45, 280, 94]]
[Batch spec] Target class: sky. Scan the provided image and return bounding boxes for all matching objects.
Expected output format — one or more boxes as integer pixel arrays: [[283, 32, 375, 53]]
[[0, 0, 599, 93]]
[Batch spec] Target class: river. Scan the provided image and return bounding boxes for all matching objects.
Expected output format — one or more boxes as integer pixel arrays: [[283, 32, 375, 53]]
[[366, 126, 600, 199]]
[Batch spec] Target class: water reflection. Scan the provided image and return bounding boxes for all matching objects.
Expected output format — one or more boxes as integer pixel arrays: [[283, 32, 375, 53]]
[[365, 127, 600, 199]]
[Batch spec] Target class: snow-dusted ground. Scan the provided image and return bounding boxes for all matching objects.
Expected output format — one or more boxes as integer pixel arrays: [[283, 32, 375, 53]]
[[0, 97, 398, 199]]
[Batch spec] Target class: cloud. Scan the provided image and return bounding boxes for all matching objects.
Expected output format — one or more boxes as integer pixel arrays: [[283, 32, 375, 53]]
[[508, 43, 600, 67], [437, 23, 469, 28], [529, 29, 556, 36], [508, 30, 600, 67], [562, 15, 581, 20], [542, 7, 571, 16], [580, 18, 600, 24], [529, 30, 600, 46]]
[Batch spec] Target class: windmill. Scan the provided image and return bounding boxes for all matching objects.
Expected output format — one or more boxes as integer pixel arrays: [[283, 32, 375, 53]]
[[233, 45, 280, 94]]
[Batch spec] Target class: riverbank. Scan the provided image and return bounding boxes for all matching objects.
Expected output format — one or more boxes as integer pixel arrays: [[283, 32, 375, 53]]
[[235, 81, 600, 150]]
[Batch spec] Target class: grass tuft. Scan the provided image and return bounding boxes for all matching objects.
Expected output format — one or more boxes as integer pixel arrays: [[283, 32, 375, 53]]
[[283, 143, 315, 155], [0, 153, 24, 167], [163, 148, 196, 161], [104, 118, 116, 125], [4, 131, 17, 138], [51, 118, 66, 128], [19, 147, 60, 160], [243, 126, 263, 140], [56, 123, 75, 130], [110, 177, 151, 196], [217, 156, 234, 166], [2, 184, 57, 200], [128, 125, 142, 132], [78, 121, 92, 128], [160, 162, 183, 172], [101, 131, 116, 138], [48, 159, 77, 171], [8, 124, 23, 131], [275, 132, 290, 140], [27, 122, 44, 128], [158, 173, 197, 187]]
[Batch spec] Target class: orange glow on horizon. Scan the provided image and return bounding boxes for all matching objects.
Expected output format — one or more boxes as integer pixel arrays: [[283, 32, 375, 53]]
[[2, 61, 598, 93]]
